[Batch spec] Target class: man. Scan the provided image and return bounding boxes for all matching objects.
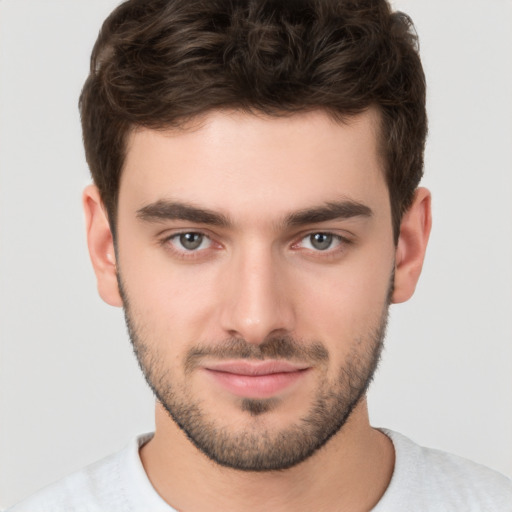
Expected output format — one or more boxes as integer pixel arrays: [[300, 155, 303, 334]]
[[8, 0, 511, 510]]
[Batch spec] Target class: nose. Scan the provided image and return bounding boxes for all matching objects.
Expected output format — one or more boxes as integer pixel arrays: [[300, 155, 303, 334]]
[[219, 242, 296, 344]]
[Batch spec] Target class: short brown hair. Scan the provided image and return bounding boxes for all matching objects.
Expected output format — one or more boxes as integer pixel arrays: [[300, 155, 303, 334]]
[[80, 0, 426, 240]]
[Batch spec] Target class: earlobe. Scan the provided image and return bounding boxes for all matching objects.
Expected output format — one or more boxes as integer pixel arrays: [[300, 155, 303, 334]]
[[392, 187, 432, 304], [83, 185, 123, 307]]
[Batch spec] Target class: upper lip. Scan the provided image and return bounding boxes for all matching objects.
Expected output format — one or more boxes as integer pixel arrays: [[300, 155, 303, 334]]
[[203, 360, 310, 376]]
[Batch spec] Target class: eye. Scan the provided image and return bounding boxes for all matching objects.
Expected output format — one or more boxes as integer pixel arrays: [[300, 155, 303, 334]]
[[169, 232, 212, 252], [300, 232, 342, 251]]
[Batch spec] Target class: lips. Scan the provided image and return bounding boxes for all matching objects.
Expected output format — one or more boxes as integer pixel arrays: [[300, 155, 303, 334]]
[[202, 360, 311, 399]]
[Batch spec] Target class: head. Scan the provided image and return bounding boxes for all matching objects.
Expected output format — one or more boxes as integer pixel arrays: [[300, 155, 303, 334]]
[[81, 0, 431, 472]]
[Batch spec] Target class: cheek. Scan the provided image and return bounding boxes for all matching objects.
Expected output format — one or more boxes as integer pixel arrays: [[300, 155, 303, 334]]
[[294, 253, 393, 342], [119, 244, 224, 344]]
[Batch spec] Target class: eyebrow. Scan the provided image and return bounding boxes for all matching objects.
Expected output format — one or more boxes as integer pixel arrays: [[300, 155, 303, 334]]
[[284, 200, 373, 227], [136, 198, 372, 228], [136, 200, 231, 227]]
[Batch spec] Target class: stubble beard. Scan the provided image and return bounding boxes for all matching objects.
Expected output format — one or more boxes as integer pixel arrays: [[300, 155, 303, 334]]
[[119, 278, 390, 472]]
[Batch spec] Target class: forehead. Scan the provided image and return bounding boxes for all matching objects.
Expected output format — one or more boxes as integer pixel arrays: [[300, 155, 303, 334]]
[[119, 108, 388, 221]]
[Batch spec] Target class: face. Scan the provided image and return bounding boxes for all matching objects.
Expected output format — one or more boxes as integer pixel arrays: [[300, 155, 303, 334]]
[[113, 109, 397, 471]]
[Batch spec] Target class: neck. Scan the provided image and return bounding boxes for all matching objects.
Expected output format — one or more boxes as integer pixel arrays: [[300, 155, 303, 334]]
[[140, 399, 394, 512]]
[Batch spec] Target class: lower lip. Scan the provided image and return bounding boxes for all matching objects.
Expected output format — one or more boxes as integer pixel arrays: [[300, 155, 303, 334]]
[[204, 369, 309, 399]]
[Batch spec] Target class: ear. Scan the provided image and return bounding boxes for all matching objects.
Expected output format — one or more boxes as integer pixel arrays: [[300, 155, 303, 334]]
[[392, 187, 432, 304], [83, 185, 123, 307]]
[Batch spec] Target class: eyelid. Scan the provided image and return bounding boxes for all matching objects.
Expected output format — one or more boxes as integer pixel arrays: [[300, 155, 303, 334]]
[[170, 232, 211, 251], [159, 227, 216, 243], [301, 233, 341, 250], [160, 229, 222, 259], [290, 230, 354, 254]]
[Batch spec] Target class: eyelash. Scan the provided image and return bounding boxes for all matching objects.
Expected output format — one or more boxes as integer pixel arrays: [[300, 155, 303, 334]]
[[161, 231, 217, 260], [293, 232, 352, 254], [289, 233, 354, 264], [160, 230, 353, 260]]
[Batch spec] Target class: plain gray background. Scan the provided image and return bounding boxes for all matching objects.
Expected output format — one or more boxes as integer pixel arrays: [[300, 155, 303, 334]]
[[1, 0, 511, 508]]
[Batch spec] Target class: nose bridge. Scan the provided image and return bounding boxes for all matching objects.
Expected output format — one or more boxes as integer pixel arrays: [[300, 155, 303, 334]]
[[220, 238, 294, 343]]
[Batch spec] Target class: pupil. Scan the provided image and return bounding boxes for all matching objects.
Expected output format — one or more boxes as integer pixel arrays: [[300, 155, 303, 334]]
[[311, 233, 332, 250], [180, 233, 202, 250]]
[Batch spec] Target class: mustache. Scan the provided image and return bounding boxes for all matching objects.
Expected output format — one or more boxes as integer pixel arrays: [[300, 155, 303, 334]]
[[185, 336, 329, 373]]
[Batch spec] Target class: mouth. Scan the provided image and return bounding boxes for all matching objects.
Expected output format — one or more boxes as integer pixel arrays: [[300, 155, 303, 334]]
[[202, 360, 312, 399]]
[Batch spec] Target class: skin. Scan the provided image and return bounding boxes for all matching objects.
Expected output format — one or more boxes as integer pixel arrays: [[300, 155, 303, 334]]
[[84, 108, 431, 511]]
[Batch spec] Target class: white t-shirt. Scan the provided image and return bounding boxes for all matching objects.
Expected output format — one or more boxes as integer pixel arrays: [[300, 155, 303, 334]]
[[7, 429, 512, 511]]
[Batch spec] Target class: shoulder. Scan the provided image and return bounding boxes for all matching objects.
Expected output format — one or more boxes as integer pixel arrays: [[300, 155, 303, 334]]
[[374, 429, 512, 511], [6, 434, 154, 512], [7, 450, 127, 512]]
